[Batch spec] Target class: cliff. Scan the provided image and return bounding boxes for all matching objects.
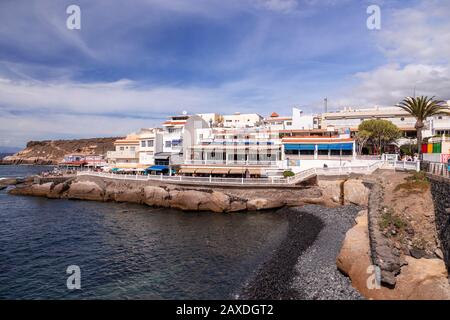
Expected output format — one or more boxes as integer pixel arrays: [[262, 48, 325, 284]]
[[0, 137, 123, 165]]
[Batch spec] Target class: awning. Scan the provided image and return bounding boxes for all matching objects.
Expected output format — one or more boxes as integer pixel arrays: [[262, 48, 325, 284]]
[[146, 165, 169, 171], [178, 167, 196, 174], [284, 144, 315, 151], [195, 168, 213, 174], [154, 152, 172, 159], [229, 168, 245, 174], [247, 168, 261, 175], [212, 168, 230, 174]]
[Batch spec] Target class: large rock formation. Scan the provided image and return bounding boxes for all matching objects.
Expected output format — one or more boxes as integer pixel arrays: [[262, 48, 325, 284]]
[[343, 179, 369, 207], [317, 179, 344, 205], [10, 176, 319, 213], [1, 137, 121, 165], [337, 211, 450, 299]]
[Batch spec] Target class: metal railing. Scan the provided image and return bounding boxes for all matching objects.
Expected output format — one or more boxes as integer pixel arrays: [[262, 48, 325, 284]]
[[184, 160, 278, 166], [427, 162, 450, 178], [286, 161, 386, 183], [77, 171, 288, 185], [77, 160, 419, 186], [385, 160, 420, 172]]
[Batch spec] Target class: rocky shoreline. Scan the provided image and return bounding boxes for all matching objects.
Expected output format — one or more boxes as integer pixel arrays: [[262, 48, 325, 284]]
[[7, 175, 330, 212], [239, 205, 362, 300]]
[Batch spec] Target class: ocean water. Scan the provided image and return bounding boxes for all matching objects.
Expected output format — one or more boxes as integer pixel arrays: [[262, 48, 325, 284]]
[[0, 166, 288, 299]]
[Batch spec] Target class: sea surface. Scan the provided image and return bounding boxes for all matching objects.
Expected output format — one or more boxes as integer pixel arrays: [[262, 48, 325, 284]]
[[0, 165, 288, 299]]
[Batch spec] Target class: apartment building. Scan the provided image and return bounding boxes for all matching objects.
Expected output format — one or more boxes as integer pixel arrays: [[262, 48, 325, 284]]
[[106, 133, 140, 168], [222, 112, 263, 128], [137, 128, 163, 166], [428, 113, 450, 136], [264, 112, 293, 130], [320, 106, 428, 139], [177, 126, 282, 176]]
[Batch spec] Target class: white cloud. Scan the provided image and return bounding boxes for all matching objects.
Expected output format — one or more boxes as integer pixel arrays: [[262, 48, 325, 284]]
[[335, 0, 450, 108], [335, 63, 450, 107], [256, 0, 298, 13]]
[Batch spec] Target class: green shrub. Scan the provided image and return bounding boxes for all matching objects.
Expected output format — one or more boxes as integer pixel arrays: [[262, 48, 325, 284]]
[[379, 207, 407, 232], [394, 171, 429, 193], [283, 170, 295, 178]]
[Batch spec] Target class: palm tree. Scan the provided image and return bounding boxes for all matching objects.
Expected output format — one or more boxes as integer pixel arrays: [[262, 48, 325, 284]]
[[397, 96, 450, 158]]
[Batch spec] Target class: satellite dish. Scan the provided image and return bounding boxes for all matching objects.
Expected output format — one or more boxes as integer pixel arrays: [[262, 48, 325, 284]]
[[182, 110, 187, 115]]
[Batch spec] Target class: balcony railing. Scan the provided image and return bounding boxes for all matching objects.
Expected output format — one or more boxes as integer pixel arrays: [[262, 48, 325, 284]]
[[184, 160, 279, 166]]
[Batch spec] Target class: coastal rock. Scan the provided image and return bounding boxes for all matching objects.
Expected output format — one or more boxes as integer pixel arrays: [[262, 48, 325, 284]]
[[198, 191, 230, 212], [66, 181, 104, 201], [337, 210, 450, 299], [169, 189, 212, 211], [110, 185, 143, 204], [48, 182, 70, 198], [336, 211, 371, 288], [344, 179, 369, 206], [0, 178, 18, 186], [246, 198, 284, 211], [143, 186, 170, 207], [317, 179, 343, 204], [229, 198, 248, 212], [11, 182, 54, 197]]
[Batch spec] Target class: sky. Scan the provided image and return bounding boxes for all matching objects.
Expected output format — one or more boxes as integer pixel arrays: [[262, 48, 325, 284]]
[[0, 0, 449, 148]]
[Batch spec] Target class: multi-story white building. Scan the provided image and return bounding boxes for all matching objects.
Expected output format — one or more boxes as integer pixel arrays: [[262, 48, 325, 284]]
[[428, 113, 450, 136], [222, 112, 263, 128], [137, 128, 163, 166], [263, 112, 293, 130], [106, 134, 140, 168], [184, 127, 281, 166]]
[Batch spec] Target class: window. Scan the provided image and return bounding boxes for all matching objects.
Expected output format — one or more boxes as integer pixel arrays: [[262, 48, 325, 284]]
[[165, 141, 172, 148], [438, 116, 443, 120], [286, 122, 292, 126], [120, 146, 124, 151], [130, 147, 136, 152], [401, 117, 405, 121], [147, 140, 154, 147], [141, 141, 146, 148]]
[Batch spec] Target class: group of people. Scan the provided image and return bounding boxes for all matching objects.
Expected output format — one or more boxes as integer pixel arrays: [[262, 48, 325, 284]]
[[400, 154, 419, 162]]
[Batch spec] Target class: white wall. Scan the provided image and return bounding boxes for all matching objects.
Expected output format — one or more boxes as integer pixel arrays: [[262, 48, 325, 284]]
[[291, 107, 314, 130]]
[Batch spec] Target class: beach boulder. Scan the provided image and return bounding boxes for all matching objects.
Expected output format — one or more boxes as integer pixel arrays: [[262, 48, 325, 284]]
[[318, 179, 344, 204], [246, 198, 284, 211], [344, 179, 369, 206], [143, 186, 170, 207], [66, 181, 104, 201]]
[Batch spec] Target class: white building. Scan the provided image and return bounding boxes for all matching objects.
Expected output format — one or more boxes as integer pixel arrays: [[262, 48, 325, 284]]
[[222, 112, 263, 128], [263, 112, 293, 130], [137, 128, 163, 166], [106, 133, 140, 168], [291, 107, 315, 130]]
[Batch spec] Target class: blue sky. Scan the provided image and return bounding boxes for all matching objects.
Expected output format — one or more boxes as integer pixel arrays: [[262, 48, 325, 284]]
[[0, 0, 449, 147]]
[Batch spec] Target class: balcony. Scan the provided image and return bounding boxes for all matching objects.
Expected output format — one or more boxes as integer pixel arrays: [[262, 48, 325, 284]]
[[107, 151, 138, 159]]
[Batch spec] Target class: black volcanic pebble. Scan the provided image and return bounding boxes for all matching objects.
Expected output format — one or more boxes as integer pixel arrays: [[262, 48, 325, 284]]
[[239, 205, 363, 300]]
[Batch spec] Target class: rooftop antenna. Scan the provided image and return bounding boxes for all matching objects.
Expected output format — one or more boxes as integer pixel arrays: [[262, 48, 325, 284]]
[[324, 98, 328, 113]]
